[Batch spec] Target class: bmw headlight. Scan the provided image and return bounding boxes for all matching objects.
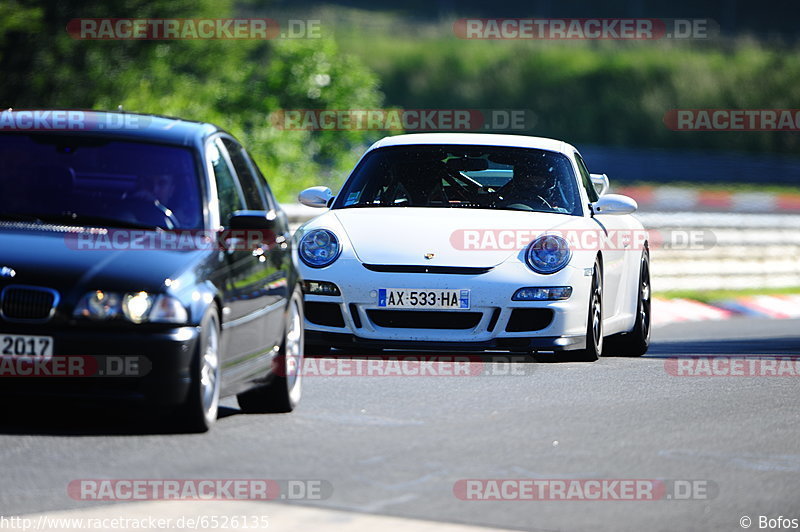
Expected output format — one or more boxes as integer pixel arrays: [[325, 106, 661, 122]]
[[525, 235, 571, 274], [148, 294, 189, 324], [299, 229, 341, 268], [75, 291, 188, 324], [122, 292, 154, 323], [79, 290, 122, 320]]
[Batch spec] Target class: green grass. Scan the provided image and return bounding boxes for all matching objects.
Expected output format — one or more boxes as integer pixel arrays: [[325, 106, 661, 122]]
[[655, 286, 800, 303]]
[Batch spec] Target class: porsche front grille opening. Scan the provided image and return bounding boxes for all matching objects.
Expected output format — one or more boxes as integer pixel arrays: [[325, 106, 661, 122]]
[[366, 310, 482, 330], [505, 309, 554, 332], [362, 264, 493, 275], [349, 303, 363, 328], [486, 308, 502, 332], [0, 285, 59, 322], [305, 302, 345, 328]]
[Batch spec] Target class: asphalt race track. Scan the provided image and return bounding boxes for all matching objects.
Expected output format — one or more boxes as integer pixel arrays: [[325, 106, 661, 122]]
[[1, 317, 799, 531]]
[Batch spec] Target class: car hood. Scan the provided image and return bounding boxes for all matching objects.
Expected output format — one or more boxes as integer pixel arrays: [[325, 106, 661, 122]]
[[0, 226, 209, 295], [327, 207, 582, 268]]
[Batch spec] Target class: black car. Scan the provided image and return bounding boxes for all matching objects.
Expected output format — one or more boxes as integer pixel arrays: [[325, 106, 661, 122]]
[[0, 110, 304, 432]]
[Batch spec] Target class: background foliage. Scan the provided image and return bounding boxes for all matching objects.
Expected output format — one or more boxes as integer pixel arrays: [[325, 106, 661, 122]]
[[0, 0, 383, 199], [1, 1, 798, 200]]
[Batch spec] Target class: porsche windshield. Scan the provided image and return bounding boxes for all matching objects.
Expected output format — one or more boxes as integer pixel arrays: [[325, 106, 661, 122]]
[[0, 134, 203, 230], [335, 145, 582, 215]]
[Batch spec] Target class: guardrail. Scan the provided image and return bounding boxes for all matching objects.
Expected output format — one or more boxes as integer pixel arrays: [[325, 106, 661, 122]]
[[636, 212, 800, 291], [282, 205, 800, 292]]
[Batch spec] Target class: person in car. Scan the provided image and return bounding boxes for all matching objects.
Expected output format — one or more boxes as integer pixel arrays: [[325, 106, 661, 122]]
[[124, 173, 183, 227], [495, 163, 563, 211]]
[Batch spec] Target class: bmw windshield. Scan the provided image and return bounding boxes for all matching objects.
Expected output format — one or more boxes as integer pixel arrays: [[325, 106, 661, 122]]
[[334, 145, 583, 215], [0, 134, 203, 230]]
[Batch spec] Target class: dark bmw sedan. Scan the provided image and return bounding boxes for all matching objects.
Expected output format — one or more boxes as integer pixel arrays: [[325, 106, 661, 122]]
[[0, 110, 304, 432]]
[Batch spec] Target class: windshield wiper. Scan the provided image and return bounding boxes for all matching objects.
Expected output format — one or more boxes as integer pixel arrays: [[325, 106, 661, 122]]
[[339, 204, 397, 209], [19, 212, 162, 231], [0, 212, 45, 224]]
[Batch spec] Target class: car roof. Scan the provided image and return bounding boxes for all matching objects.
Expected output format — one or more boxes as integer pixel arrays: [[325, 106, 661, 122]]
[[0, 109, 222, 147], [367, 133, 576, 156]]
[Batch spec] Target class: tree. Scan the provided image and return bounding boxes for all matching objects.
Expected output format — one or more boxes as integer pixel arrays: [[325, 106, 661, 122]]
[[0, 0, 385, 200]]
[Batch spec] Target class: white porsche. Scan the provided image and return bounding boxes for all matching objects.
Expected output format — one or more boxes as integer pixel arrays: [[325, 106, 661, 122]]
[[295, 133, 651, 361]]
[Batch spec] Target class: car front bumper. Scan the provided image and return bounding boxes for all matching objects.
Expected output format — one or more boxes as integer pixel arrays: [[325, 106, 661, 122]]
[[301, 258, 593, 352], [0, 325, 200, 405]]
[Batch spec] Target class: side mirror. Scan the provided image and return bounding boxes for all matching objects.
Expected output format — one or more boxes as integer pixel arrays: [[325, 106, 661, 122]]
[[224, 210, 279, 250], [299, 186, 333, 208], [589, 173, 610, 196], [591, 194, 638, 215], [228, 209, 278, 230]]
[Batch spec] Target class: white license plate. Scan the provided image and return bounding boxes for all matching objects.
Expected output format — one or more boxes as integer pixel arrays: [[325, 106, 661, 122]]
[[0, 334, 54, 358], [377, 289, 470, 309]]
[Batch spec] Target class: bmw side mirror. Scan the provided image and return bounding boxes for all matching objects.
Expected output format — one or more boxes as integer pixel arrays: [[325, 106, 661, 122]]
[[228, 210, 278, 230], [591, 194, 638, 215], [223, 210, 280, 251], [299, 186, 334, 208]]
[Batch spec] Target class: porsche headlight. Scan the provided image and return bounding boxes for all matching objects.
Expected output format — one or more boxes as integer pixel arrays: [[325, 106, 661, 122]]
[[299, 229, 341, 268], [525, 235, 571, 274], [75, 291, 187, 324]]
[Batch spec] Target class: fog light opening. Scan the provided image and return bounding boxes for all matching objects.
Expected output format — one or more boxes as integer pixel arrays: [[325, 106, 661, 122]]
[[512, 286, 572, 301], [303, 280, 341, 296]]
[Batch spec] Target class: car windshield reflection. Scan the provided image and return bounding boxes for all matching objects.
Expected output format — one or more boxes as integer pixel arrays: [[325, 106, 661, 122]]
[[335, 145, 582, 215], [0, 134, 203, 230]]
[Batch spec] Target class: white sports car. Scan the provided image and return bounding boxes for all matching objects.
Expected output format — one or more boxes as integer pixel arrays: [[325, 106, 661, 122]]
[[295, 133, 651, 361]]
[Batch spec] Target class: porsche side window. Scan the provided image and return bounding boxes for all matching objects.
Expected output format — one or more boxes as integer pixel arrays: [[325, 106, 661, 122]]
[[575, 152, 599, 203]]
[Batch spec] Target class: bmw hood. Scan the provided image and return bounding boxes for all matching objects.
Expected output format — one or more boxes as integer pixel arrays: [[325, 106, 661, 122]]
[[321, 208, 582, 268], [0, 225, 209, 296]]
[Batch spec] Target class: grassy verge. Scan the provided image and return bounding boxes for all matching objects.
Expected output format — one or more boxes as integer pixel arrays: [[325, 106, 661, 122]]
[[654, 286, 800, 303]]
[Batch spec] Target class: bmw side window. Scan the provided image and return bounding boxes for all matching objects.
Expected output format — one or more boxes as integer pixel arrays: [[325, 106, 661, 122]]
[[575, 153, 599, 203], [221, 138, 268, 211], [260, 168, 278, 209], [209, 138, 246, 225]]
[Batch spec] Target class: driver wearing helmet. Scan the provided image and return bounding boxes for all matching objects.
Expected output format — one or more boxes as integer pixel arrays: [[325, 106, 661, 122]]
[[495, 162, 561, 211]]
